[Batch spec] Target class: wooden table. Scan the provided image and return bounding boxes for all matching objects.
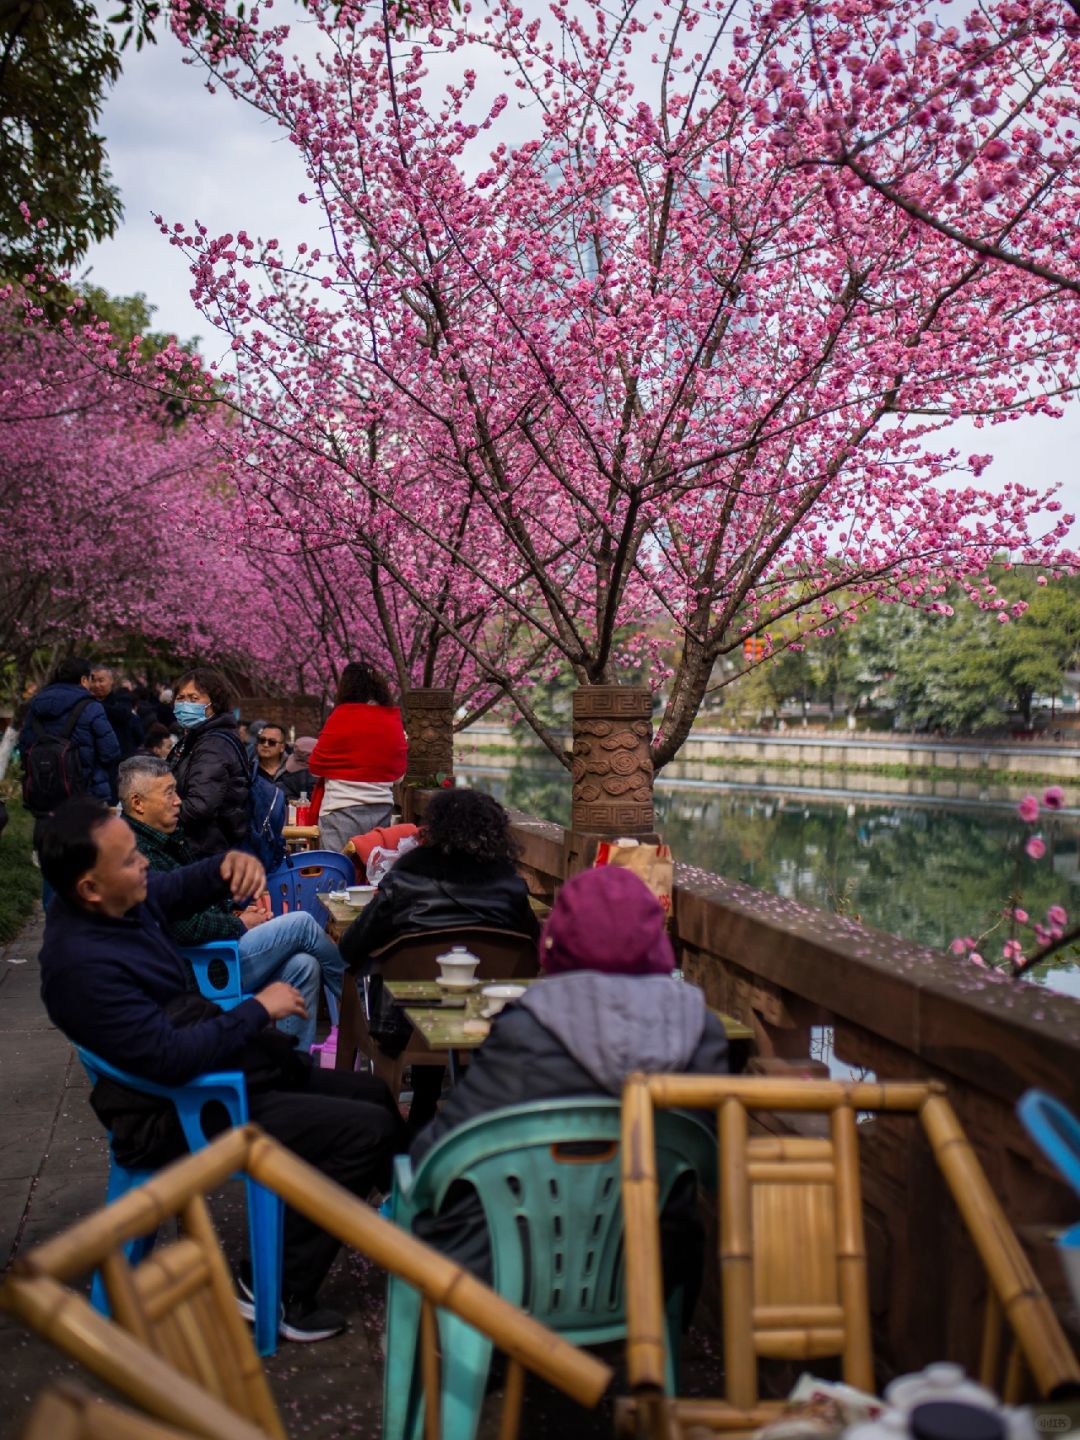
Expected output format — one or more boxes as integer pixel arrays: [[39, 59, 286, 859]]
[[386, 978, 755, 1069], [316, 892, 366, 943]]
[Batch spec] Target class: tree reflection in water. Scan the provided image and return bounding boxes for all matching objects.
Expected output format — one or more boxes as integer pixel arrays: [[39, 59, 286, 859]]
[[461, 766, 1080, 998]]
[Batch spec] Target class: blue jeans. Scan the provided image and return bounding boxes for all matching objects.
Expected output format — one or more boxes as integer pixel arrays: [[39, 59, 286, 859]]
[[238, 911, 346, 1053]]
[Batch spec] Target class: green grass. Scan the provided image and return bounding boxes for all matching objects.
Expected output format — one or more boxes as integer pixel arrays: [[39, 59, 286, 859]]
[[0, 780, 41, 943]]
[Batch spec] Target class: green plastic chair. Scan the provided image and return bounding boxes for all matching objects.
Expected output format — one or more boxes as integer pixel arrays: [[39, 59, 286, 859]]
[[383, 1098, 714, 1440]]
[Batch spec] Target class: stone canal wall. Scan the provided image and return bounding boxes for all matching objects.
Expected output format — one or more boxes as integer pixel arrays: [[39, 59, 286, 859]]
[[458, 723, 1080, 779], [489, 803, 1080, 1381]]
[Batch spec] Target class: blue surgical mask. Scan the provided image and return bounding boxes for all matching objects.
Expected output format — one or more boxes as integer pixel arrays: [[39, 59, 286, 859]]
[[174, 701, 208, 729]]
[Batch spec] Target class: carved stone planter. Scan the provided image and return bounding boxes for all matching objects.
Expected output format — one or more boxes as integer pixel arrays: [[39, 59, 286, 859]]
[[401, 687, 455, 824], [402, 687, 455, 783], [570, 685, 655, 836]]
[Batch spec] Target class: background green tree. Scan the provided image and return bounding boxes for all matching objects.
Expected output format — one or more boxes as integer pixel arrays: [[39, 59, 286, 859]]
[[884, 573, 1080, 733], [0, 2, 158, 277]]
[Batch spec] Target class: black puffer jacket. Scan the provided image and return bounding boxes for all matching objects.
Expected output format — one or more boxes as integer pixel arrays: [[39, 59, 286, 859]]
[[169, 712, 250, 858], [339, 846, 539, 974]]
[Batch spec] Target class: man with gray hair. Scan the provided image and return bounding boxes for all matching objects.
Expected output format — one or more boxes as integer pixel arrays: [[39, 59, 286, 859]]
[[119, 756, 345, 1053]]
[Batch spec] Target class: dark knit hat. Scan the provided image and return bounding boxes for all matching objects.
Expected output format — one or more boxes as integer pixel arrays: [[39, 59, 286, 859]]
[[540, 866, 675, 977], [285, 736, 316, 774]]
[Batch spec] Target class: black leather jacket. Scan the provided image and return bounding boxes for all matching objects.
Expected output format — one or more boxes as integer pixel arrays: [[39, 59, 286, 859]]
[[169, 713, 250, 858], [339, 847, 539, 974]]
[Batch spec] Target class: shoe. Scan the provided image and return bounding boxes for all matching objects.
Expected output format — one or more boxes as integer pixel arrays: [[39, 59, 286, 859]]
[[279, 1295, 347, 1343], [235, 1265, 346, 1343], [235, 1263, 256, 1323]]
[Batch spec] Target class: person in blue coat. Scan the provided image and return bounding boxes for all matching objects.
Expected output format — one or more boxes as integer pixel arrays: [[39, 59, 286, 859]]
[[20, 656, 120, 804]]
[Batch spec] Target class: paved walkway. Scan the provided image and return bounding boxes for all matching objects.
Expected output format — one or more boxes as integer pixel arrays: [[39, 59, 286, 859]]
[[0, 910, 632, 1439]]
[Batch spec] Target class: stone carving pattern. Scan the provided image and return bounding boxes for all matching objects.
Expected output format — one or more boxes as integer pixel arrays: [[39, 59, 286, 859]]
[[571, 688, 654, 833], [404, 687, 455, 779]]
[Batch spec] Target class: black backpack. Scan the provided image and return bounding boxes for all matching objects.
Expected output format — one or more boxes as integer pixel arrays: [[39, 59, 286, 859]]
[[22, 697, 93, 816]]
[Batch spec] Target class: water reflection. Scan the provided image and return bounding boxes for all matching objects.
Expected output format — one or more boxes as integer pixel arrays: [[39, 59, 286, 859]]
[[458, 764, 1080, 998]]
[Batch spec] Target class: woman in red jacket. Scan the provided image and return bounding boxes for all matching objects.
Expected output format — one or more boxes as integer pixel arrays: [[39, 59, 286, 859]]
[[310, 660, 408, 852]]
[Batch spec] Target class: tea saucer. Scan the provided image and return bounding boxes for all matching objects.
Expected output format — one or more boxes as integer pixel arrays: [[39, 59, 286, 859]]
[[436, 975, 481, 993]]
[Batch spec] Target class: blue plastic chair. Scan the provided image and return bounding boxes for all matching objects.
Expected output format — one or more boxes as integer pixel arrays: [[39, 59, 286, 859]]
[[286, 849, 355, 926], [179, 941, 245, 1010], [1017, 1089, 1080, 1312], [183, 931, 342, 1060], [76, 1046, 283, 1357], [264, 862, 296, 917], [383, 1098, 714, 1440]]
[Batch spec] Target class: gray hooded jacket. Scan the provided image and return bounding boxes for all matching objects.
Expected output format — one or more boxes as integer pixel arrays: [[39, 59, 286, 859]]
[[412, 971, 728, 1163]]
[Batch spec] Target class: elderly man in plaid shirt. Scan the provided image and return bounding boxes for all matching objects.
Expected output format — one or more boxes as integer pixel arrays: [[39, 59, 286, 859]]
[[119, 755, 344, 1052]]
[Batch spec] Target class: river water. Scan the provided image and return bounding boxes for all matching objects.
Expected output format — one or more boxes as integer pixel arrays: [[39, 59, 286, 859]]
[[457, 762, 1080, 999]]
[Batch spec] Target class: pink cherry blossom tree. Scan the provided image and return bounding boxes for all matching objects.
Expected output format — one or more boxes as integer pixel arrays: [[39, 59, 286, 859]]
[[776, 0, 1080, 295], [952, 786, 1079, 978], [0, 286, 291, 703], [218, 421, 558, 720], [158, 0, 1078, 768]]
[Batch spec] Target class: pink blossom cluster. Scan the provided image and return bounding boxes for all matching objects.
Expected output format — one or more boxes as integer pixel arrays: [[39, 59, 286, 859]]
[[950, 786, 1072, 973], [147, 0, 1079, 768], [0, 286, 295, 694]]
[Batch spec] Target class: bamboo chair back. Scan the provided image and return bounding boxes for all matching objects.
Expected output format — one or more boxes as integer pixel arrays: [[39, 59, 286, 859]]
[[619, 1076, 1080, 1440], [19, 1384, 208, 1440], [2, 1126, 613, 1440]]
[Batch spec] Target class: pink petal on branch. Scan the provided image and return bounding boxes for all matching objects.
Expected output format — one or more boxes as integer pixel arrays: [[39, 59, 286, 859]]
[[1025, 837, 1047, 860], [1043, 786, 1065, 810], [1017, 795, 1039, 823]]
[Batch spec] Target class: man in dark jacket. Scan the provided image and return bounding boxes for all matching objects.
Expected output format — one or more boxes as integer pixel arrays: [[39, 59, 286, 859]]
[[19, 656, 120, 805], [409, 866, 727, 1296], [90, 666, 145, 755], [120, 754, 344, 1052], [254, 723, 289, 784], [38, 796, 406, 1343], [88, 666, 144, 802]]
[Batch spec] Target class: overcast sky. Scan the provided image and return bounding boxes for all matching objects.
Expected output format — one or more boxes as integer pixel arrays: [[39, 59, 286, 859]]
[[82, 12, 1080, 541]]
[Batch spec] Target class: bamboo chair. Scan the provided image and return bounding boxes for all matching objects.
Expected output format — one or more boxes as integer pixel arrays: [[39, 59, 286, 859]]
[[19, 1383, 206, 1440], [1, 1125, 612, 1440], [618, 1075, 1080, 1440]]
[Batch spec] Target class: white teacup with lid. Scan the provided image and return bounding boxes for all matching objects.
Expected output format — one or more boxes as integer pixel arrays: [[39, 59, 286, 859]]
[[437, 944, 481, 990], [884, 1364, 998, 1416]]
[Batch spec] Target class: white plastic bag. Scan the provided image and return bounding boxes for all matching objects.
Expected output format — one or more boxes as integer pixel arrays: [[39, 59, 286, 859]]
[[365, 834, 419, 886]]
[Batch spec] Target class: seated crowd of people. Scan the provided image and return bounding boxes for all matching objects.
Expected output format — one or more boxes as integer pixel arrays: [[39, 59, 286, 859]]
[[23, 652, 728, 1349]]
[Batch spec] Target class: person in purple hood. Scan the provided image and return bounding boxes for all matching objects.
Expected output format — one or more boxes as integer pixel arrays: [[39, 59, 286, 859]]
[[409, 865, 728, 1296]]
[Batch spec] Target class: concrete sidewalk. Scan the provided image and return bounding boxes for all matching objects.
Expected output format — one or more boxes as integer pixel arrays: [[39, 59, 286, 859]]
[[0, 911, 636, 1438], [0, 908, 116, 1437]]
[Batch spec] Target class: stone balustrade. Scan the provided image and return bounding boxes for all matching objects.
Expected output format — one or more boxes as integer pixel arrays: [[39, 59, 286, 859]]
[[502, 804, 1080, 1378]]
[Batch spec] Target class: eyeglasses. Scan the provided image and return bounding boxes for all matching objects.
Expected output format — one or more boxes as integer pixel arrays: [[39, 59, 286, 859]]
[[257, 736, 284, 747]]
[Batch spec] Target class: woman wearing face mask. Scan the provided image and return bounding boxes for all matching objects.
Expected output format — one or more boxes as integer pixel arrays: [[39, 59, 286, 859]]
[[169, 667, 251, 857]]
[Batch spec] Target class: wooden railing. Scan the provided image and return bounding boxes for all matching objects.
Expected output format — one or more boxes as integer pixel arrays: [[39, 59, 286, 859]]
[[503, 806, 1080, 1378]]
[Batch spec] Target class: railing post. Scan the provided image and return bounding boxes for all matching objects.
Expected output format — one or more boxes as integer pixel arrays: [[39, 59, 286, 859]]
[[566, 685, 658, 873], [401, 687, 455, 825]]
